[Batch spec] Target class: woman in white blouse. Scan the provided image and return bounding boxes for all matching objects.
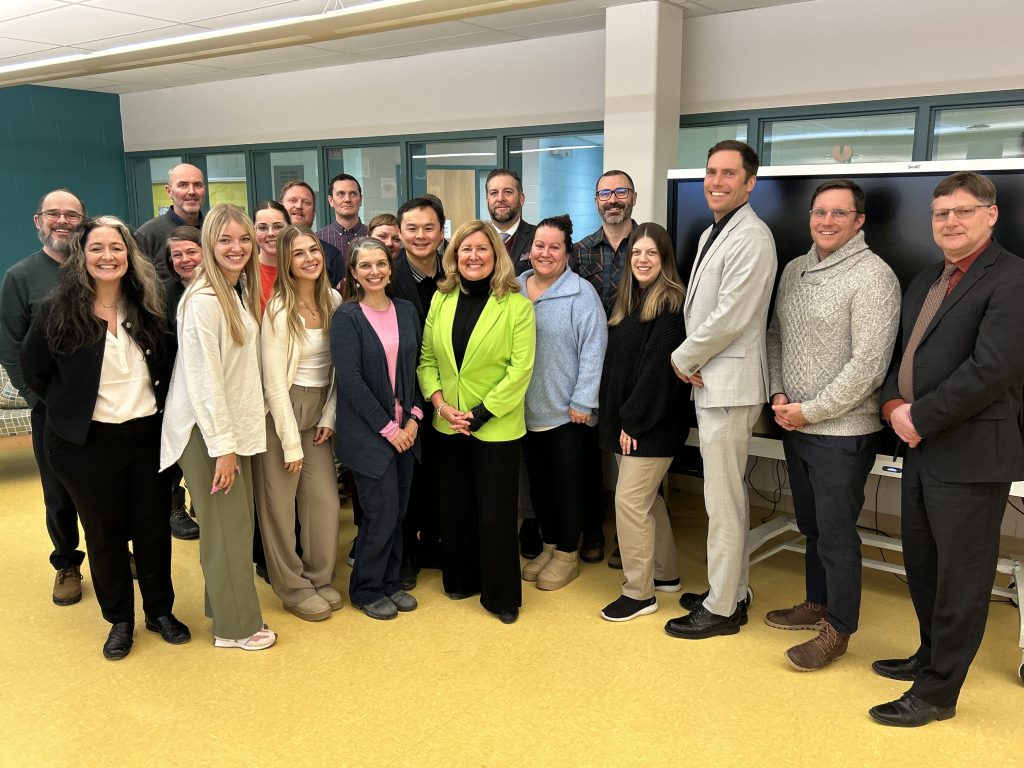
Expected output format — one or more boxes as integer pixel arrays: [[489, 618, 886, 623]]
[[160, 203, 277, 651], [22, 216, 186, 660], [253, 224, 342, 621]]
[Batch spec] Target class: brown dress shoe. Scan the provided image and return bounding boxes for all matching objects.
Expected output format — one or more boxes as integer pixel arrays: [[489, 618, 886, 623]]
[[785, 619, 849, 671], [53, 565, 83, 606], [765, 600, 825, 630]]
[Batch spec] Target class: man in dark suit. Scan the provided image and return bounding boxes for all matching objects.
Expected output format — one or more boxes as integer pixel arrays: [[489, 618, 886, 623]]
[[391, 195, 448, 587], [485, 168, 536, 276], [870, 171, 1024, 727]]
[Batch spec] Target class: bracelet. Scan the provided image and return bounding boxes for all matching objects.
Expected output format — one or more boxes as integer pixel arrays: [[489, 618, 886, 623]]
[[437, 401, 450, 414]]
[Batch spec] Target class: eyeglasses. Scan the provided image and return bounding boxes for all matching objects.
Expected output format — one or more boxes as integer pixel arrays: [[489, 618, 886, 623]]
[[809, 208, 859, 220], [596, 187, 634, 201], [255, 223, 287, 233], [39, 209, 83, 223], [930, 204, 992, 221]]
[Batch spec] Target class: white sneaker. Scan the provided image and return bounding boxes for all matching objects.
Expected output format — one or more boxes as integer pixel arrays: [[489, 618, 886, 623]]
[[214, 625, 277, 650]]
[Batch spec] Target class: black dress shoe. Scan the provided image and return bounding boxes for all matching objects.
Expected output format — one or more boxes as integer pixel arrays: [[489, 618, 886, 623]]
[[868, 693, 956, 727], [518, 518, 543, 559], [494, 608, 519, 624], [872, 656, 927, 681], [145, 614, 191, 645], [399, 558, 418, 591], [664, 605, 741, 639], [103, 622, 134, 660], [580, 537, 604, 564], [678, 588, 751, 625], [446, 591, 476, 600]]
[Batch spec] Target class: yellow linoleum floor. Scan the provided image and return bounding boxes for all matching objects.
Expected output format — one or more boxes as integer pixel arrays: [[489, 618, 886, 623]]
[[1, 445, 1022, 767]]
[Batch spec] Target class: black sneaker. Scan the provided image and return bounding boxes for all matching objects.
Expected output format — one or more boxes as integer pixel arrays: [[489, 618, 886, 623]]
[[600, 595, 658, 622], [170, 505, 200, 540], [518, 518, 543, 559], [654, 578, 681, 593], [679, 586, 752, 625]]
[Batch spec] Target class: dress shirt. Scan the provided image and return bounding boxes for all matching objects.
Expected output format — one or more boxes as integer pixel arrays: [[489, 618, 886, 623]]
[[93, 312, 158, 423]]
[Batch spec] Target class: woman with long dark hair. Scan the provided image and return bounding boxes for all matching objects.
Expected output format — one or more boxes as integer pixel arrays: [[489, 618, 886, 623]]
[[598, 222, 687, 622], [22, 216, 186, 660]]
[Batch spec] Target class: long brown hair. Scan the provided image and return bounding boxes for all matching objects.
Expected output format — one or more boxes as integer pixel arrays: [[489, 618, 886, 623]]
[[608, 222, 685, 326], [268, 225, 337, 344]]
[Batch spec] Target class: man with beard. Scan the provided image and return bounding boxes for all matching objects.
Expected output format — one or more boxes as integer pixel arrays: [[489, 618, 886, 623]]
[[390, 195, 448, 589], [486, 169, 536, 276], [134, 163, 205, 275], [0, 189, 87, 605], [279, 180, 345, 288], [568, 170, 639, 566]]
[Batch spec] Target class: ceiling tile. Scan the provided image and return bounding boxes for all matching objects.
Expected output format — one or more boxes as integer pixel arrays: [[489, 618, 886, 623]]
[[363, 30, 523, 59], [40, 74, 125, 88], [74, 23, 211, 51], [222, 50, 369, 75], [0, 37, 59, 59], [465, 0, 606, 30], [198, 44, 338, 69], [82, 0, 292, 24], [318, 20, 491, 53], [190, 2, 327, 30], [0, 44, 90, 65], [0, 5, 169, 46], [479, 13, 606, 39], [93, 60, 232, 82], [0, 1, 64, 24]]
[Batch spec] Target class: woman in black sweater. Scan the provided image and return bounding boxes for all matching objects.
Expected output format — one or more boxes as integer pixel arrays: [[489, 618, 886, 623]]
[[598, 222, 687, 622]]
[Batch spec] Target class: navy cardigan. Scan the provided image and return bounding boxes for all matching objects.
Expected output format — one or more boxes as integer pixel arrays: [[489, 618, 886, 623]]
[[330, 298, 424, 479]]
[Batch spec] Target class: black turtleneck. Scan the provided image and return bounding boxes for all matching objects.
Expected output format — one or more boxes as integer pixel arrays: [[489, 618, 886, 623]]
[[451, 273, 492, 369]]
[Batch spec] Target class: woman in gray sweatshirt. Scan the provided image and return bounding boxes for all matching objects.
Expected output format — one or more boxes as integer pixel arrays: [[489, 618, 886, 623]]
[[517, 215, 608, 590]]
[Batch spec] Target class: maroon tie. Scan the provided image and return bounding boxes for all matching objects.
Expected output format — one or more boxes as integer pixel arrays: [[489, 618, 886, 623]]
[[897, 263, 958, 401]]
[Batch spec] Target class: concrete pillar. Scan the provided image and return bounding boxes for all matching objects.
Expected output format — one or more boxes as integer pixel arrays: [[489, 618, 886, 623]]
[[602, 1, 684, 225]]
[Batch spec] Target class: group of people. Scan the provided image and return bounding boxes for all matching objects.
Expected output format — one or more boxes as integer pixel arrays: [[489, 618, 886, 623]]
[[1, 140, 1021, 729]]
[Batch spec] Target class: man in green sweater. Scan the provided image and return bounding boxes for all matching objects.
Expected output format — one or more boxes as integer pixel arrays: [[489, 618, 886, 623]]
[[765, 179, 900, 670], [0, 188, 87, 605]]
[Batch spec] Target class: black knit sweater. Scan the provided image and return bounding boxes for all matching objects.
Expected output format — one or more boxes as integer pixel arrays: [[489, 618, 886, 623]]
[[598, 304, 687, 457]]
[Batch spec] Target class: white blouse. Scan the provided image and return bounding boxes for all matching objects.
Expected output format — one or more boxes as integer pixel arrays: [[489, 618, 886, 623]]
[[293, 328, 331, 387], [93, 315, 157, 424]]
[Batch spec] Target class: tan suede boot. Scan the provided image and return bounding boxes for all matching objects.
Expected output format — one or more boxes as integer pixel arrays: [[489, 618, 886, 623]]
[[522, 543, 554, 582], [537, 548, 580, 590]]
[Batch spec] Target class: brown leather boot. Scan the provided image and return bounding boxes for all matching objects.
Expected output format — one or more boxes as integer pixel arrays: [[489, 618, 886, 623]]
[[53, 565, 83, 606], [765, 600, 826, 629], [785, 620, 850, 671]]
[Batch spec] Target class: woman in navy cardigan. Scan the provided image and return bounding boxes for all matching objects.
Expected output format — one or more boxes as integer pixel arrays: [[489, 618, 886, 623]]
[[330, 236, 424, 620], [21, 216, 186, 660]]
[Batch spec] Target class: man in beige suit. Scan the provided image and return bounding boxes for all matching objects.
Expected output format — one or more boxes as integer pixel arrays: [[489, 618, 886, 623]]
[[666, 140, 777, 639]]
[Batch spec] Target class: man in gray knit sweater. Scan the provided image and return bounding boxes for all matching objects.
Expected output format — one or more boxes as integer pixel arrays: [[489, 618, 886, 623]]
[[765, 179, 900, 671]]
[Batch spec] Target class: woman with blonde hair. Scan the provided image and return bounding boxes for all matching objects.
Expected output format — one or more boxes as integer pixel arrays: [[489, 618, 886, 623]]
[[160, 203, 277, 650], [254, 224, 342, 621], [598, 222, 687, 623], [417, 220, 535, 624], [22, 216, 186, 660]]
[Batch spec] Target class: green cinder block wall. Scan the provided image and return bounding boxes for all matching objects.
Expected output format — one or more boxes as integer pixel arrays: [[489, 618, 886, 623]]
[[0, 85, 128, 275]]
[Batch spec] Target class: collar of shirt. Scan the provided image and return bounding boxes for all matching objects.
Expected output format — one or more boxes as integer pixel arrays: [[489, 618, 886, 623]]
[[331, 220, 364, 236], [491, 218, 521, 239], [408, 254, 442, 284], [946, 237, 990, 274], [710, 201, 746, 237], [168, 207, 202, 227]]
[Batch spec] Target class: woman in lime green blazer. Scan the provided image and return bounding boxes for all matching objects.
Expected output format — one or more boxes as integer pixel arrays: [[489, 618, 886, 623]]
[[417, 220, 535, 624]]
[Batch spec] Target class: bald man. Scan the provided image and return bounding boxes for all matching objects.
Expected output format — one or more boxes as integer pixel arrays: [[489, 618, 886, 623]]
[[135, 163, 206, 276]]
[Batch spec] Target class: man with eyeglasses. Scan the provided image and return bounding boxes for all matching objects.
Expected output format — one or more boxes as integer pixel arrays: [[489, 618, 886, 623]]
[[763, 179, 900, 670], [570, 170, 639, 566], [869, 171, 1024, 727], [667, 140, 776, 640], [135, 163, 206, 276], [0, 188, 87, 606], [486, 168, 536, 276], [279, 180, 345, 287]]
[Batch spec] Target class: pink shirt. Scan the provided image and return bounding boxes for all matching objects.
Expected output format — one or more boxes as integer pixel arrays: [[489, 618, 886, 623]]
[[360, 301, 422, 438]]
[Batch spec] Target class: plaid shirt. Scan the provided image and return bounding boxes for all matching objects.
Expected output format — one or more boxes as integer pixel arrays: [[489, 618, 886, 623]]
[[570, 221, 636, 315], [316, 220, 368, 262]]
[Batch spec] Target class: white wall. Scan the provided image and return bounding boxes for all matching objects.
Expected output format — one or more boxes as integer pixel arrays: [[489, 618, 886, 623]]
[[120, 31, 606, 152], [679, 0, 1024, 114]]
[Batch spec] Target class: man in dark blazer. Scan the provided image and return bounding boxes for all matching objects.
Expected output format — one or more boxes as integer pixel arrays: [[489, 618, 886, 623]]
[[391, 195, 448, 585], [485, 168, 536, 276], [870, 171, 1024, 727]]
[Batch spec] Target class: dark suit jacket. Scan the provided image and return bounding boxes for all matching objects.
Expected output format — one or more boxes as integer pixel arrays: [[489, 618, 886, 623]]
[[880, 240, 1024, 483], [330, 299, 424, 479], [21, 299, 176, 446], [505, 220, 537, 276], [392, 249, 445, 327]]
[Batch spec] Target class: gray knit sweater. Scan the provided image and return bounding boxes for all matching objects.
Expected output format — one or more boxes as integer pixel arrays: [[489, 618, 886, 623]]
[[766, 231, 900, 436]]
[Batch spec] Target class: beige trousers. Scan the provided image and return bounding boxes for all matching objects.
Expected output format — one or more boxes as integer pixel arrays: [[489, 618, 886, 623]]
[[252, 385, 340, 608], [614, 454, 679, 600]]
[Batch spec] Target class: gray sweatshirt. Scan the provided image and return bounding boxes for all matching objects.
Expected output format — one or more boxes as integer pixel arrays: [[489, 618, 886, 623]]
[[766, 230, 900, 436]]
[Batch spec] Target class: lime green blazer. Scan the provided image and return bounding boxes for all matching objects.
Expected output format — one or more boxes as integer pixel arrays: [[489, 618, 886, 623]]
[[417, 289, 535, 442]]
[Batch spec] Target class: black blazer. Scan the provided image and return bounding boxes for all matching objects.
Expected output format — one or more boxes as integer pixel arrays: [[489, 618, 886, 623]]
[[392, 249, 446, 327], [21, 299, 176, 446], [880, 240, 1024, 483], [330, 298, 424, 479], [506, 220, 537, 276]]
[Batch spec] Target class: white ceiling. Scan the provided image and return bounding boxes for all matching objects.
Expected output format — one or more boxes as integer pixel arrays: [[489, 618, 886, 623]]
[[0, 0, 808, 93]]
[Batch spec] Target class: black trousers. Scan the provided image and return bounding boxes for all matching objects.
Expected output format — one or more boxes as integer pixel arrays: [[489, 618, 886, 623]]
[[350, 451, 414, 606], [30, 403, 84, 570], [45, 415, 173, 625], [437, 434, 521, 613], [524, 422, 589, 552], [782, 430, 877, 634], [580, 424, 606, 545], [403, 410, 442, 562], [168, 463, 186, 509], [900, 451, 1008, 707]]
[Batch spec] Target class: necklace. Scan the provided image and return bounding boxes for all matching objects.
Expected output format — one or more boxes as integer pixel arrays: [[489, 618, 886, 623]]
[[96, 299, 117, 309], [300, 300, 320, 319]]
